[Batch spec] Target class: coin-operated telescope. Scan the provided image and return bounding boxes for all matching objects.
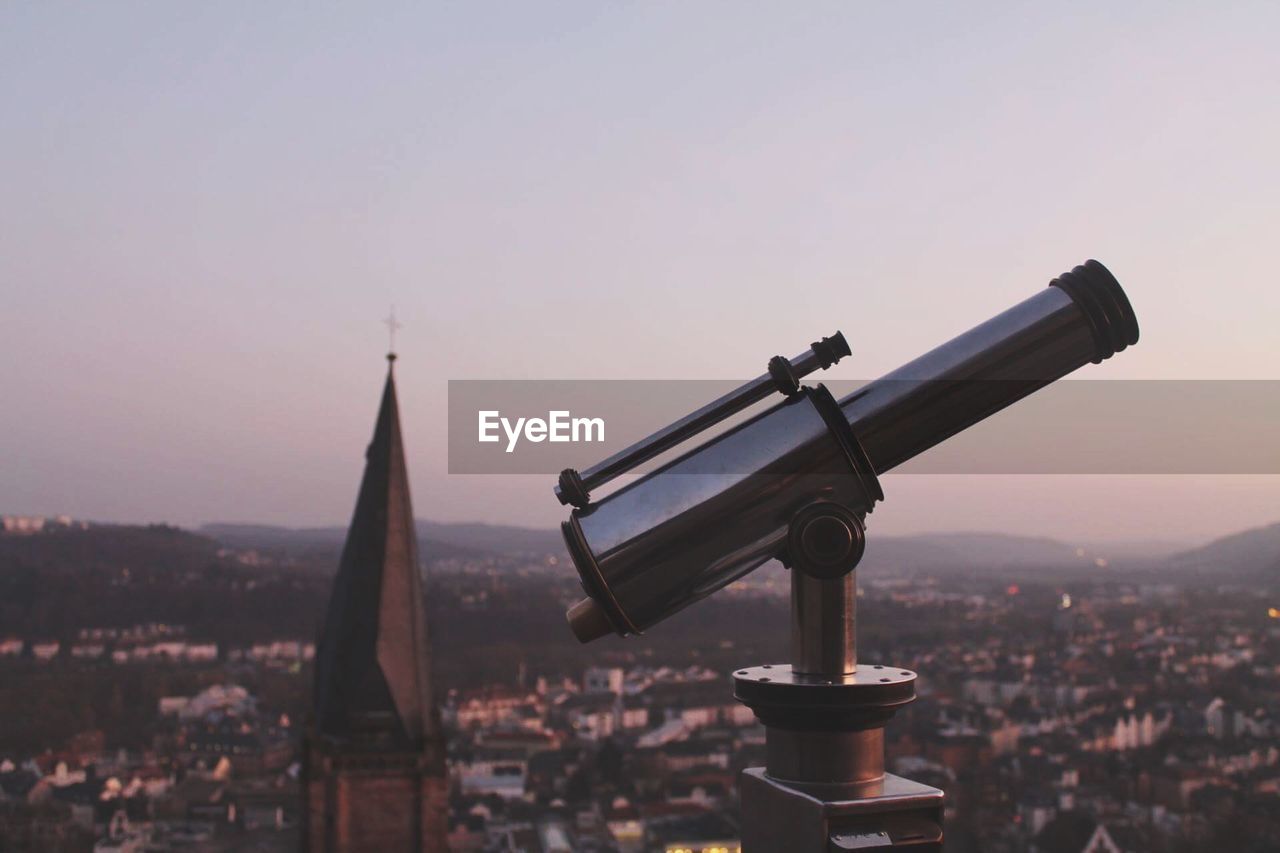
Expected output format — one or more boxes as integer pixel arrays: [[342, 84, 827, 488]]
[[555, 260, 1138, 852]]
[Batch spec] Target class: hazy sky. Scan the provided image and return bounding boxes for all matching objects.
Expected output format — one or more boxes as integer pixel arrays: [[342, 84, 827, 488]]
[[2, 2, 1277, 542]]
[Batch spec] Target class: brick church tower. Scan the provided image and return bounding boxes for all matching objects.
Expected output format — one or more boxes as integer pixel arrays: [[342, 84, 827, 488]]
[[302, 354, 448, 852]]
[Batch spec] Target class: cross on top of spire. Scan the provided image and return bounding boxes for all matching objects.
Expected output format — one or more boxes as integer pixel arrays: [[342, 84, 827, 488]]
[[383, 307, 402, 362]]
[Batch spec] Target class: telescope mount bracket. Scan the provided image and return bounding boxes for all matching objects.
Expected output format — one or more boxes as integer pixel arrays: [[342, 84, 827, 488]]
[[731, 500, 945, 850]]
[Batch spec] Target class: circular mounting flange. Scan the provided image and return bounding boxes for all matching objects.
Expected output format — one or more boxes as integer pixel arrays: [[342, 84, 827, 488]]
[[733, 664, 917, 731]]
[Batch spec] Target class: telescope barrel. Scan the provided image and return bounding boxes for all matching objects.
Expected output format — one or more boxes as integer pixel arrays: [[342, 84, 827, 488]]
[[839, 261, 1138, 474], [562, 259, 1138, 643], [564, 384, 880, 642]]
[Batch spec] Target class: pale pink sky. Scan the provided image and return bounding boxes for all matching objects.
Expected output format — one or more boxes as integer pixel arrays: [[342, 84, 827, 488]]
[[2, 3, 1277, 541]]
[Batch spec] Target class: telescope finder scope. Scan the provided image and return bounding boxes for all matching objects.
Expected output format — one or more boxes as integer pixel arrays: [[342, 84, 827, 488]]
[[560, 260, 1139, 643]]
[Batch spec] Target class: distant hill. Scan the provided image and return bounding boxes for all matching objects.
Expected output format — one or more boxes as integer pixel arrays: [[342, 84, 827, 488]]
[[200, 520, 559, 561], [201, 522, 1084, 571], [416, 521, 564, 555], [863, 532, 1081, 571], [0, 523, 220, 573], [199, 523, 346, 552], [1169, 521, 1280, 579], [12, 517, 1280, 583]]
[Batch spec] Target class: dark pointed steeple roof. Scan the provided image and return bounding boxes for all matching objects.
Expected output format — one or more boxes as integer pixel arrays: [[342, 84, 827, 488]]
[[313, 356, 440, 753]]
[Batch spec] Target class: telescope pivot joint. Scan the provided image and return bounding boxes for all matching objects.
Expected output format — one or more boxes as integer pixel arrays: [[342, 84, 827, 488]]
[[786, 501, 866, 580]]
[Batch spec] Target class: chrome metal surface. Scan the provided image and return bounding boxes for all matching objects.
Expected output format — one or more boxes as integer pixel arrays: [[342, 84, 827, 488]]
[[568, 387, 878, 635], [839, 264, 1138, 475], [766, 727, 884, 786], [792, 570, 857, 677], [732, 664, 917, 731], [733, 664, 916, 690]]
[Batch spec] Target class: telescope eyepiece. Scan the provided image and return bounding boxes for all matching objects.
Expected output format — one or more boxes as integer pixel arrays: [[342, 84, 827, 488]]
[[811, 331, 852, 368], [566, 597, 614, 644]]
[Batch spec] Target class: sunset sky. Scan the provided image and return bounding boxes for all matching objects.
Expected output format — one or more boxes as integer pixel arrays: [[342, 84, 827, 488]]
[[2, 2, 1278, 542]]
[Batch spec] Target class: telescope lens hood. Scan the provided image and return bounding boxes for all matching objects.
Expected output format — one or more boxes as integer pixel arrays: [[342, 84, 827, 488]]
[[1050, 259, 1139, 362]]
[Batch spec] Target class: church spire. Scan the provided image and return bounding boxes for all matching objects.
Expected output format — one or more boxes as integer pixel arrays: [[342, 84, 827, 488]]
[[312, 356, 440, 752], [303, 352, 448, 853]]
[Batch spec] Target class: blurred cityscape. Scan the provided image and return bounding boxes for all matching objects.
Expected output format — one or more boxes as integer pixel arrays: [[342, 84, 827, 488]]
[[0, 514, 1278, 852]]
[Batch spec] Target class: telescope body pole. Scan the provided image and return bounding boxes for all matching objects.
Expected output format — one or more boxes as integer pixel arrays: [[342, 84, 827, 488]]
[[790, 570, 856, 677], [742, 561, 938, 851], [776, 567, 889, 789]]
